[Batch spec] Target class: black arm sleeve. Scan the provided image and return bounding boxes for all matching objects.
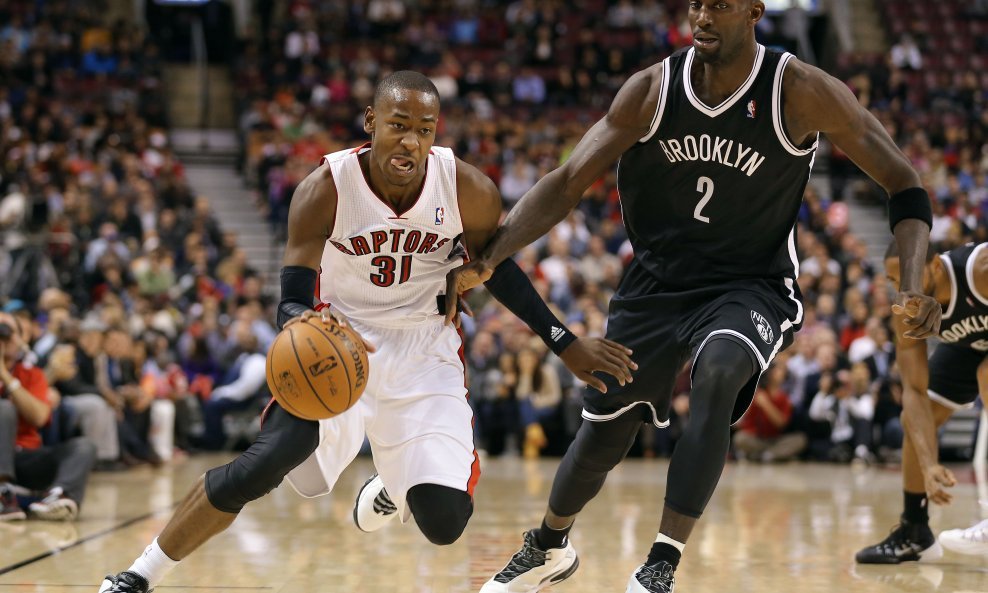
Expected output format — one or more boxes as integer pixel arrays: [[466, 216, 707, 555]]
[[483, 258, 577, 355], [277, 266, 318, 330]]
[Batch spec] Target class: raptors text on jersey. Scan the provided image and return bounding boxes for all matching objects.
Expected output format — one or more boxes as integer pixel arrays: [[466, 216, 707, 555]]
[[318, 144, 466, 327]]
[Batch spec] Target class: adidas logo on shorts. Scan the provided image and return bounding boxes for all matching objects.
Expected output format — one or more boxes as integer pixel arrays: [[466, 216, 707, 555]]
[[550, 326, 565, 342]]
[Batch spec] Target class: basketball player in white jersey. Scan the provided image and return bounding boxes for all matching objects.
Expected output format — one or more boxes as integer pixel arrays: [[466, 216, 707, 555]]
[[97, 71, 636, 593]]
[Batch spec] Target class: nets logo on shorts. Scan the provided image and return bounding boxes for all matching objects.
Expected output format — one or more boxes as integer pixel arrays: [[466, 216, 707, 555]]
[[751, 310, 774, 344]]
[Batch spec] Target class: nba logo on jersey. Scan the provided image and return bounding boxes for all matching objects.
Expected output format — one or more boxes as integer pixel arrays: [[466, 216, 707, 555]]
[[751, 310, 774, 344], [746, 99, 757, 119], [435, 207, 445, 225]]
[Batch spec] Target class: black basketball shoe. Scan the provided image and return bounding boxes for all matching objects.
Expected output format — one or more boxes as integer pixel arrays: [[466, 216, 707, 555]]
[[479, 529, 579, 592], [626, 560, 676, 593], [97, 571, 151, 593], [855, 520, 942, 564]]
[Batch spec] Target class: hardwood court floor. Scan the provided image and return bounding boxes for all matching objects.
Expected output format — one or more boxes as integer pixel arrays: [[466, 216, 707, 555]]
[[2, 454, 987, 592]]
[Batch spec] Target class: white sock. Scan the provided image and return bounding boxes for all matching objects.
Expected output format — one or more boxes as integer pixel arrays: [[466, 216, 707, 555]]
[[127, 538, 180, 586], [655, 533, 686, 552]]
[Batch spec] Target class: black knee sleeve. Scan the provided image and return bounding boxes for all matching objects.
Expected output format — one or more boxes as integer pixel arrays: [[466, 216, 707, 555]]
[[406, 483, 473, 545], [205, 404, 320, 513], [666, 338, 757, 518], [548, 413, 642, 517]]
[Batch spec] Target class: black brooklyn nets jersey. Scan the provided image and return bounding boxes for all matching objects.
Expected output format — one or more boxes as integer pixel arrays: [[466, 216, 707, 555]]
[[617, 45, 817, 294], [937, 243, 988, 351]]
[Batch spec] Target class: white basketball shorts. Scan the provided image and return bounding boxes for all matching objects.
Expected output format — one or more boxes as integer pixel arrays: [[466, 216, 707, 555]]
[[286, 316, 480, 521]]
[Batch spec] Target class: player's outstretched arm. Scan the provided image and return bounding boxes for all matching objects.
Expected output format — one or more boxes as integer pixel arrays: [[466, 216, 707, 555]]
[[473, 66, 662, 269], [895, 316, 956, 503], [783, 60, 940, 339], [447, 161, 636, 392]]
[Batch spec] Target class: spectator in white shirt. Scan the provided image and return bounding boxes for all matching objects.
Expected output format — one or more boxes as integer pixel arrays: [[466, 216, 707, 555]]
[[890, 34, 922, 71], [196, 323, 267, 450], [809, 364, 875, 462]]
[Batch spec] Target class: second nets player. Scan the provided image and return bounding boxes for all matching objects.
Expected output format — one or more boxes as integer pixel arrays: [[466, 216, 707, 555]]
[[446, 1, 942, 592]]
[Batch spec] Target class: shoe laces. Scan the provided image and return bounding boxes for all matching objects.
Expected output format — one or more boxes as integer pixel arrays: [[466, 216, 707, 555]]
[[107, 573, 151, 593], [372, 489, 396, 515], [494, 532, 548, 582], [958, 518, 988, 542], [874, 523, 923, 554], [636, 561, 675, 593], [38, 487, 65, 505]]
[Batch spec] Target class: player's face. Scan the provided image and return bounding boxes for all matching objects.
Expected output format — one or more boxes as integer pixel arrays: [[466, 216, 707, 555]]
[[688, 0, 764, 64], [364, 89, 439, 188]]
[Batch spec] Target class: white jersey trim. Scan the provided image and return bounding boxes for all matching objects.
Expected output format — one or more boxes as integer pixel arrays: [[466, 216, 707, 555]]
[[694, 329, 768, 371], [773, 53, 819, 156], [965, 244, 988, 307], [940, 252, 958, 319], [639, 57, 672, 143], [785, 224, 804, 322], [582, 401, 670, 429], [928, 389, 975, 411], [683, 44, 765, 118]]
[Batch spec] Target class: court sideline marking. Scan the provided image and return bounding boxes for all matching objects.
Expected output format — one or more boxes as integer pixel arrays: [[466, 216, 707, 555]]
[[0, 507, 170, 577]]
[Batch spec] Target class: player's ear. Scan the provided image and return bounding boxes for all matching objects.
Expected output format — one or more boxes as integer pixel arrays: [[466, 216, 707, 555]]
[[749, 0, 765, 23], [364, 106, 375, 135]]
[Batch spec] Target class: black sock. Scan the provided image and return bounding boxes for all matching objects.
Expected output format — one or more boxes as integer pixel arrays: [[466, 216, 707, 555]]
[[902, 490, 929, 525], [535, 518, 572, 550], [646, 542, 682, 568]]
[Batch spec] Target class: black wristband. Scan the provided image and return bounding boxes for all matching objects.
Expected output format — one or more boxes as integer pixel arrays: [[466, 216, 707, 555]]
[[277, 266, 318, 330], [484, 259, 577, 356], [888, 187, 932, 232]]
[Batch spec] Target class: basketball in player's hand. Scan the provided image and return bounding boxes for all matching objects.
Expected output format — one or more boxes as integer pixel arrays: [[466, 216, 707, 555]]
[[266, 318, 369, 420]]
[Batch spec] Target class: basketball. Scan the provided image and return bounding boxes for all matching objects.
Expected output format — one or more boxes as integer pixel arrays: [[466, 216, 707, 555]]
[[265, 318, 369, 420]]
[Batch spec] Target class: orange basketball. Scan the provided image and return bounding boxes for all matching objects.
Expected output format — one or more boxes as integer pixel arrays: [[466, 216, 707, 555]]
[[265, 319, 369, 420]]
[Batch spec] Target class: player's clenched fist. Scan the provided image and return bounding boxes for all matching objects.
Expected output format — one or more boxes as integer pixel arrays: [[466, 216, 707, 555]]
[[443, 261, 495, 326], [893, 291, 941, 339]]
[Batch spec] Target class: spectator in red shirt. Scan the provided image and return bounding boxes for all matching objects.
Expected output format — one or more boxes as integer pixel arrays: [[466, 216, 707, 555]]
[[0, 313, 96, 521], [732, 362, 807, 463]]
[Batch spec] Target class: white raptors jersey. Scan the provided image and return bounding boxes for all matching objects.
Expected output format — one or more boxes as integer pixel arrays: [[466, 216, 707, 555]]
[[318, 144, 466, 327]]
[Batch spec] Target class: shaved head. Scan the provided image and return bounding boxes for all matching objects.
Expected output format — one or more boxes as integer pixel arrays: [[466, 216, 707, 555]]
[[373, 70, 440, 109]]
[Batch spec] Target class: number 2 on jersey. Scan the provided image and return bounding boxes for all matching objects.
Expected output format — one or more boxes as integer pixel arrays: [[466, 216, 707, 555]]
[[694, 176, 714, 223], [370, 255, 412, 287]]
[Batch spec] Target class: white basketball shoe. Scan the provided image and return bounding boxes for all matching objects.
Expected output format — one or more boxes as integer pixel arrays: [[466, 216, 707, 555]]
[[480, 529, 579, 592], [939, 517, 988, 555], [352, 474, 397, 532]]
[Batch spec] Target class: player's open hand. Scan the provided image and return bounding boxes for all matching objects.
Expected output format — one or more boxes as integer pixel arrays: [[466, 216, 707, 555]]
[[893, 291, 941, 339], [285, 310, 377, 352], [923, 463, 957, 505], [558, 337, 637, 394], [444, 260, 495, 326]]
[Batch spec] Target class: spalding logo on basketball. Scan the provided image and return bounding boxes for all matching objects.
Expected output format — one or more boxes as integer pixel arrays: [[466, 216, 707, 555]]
[[750, 310, 774, 344], [266, 318, 370, 420]]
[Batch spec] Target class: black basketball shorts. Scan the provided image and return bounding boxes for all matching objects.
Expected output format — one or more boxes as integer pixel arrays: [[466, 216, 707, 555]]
[[927, 342, 988, 409], [583, 278, 800, 427]]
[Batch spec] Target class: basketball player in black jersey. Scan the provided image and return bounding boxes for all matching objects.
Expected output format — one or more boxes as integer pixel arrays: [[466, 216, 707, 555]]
[[445, 2, 941, 592], [856, 242, 988, 563]]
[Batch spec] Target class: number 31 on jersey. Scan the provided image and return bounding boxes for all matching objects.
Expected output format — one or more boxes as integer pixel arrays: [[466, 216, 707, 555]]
[[370, 255, 412, 287]]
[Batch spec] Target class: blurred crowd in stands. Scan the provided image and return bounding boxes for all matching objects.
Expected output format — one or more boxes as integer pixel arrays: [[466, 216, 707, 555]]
[[0, 0, 274, 522], [0, 0, 986, 521]]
